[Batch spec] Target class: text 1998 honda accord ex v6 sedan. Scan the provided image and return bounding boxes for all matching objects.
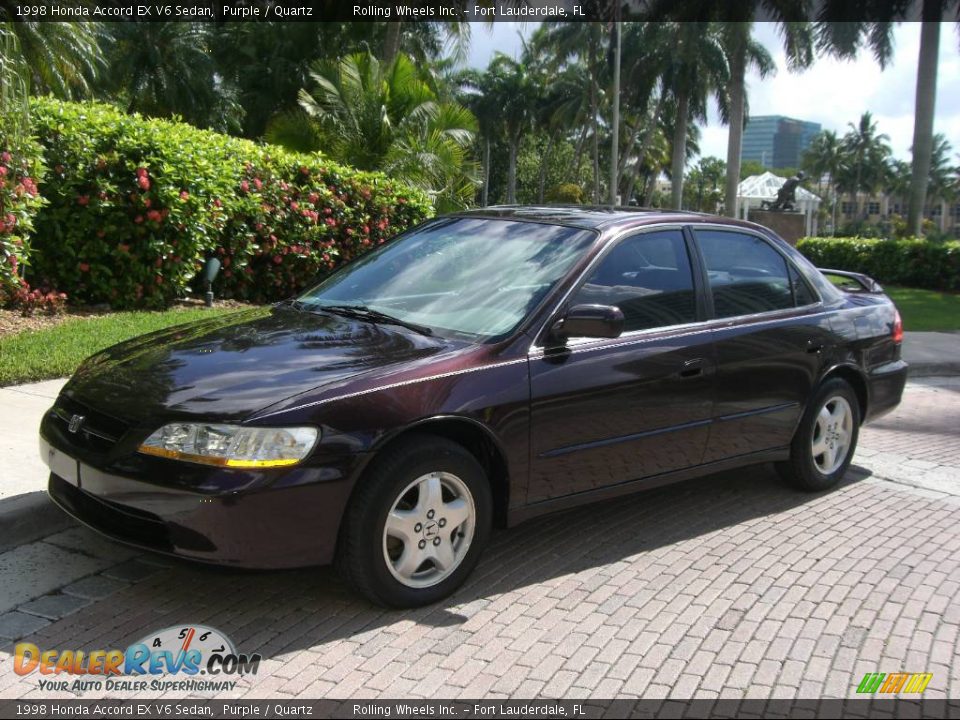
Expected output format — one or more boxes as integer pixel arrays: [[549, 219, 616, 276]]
[[40, 207, 907, 607]]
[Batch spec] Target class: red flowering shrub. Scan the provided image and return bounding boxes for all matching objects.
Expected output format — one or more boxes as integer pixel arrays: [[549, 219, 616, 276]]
[[0, 128, 46, 296], [2, 281, 67, 317], [28, 98, 433, 308]]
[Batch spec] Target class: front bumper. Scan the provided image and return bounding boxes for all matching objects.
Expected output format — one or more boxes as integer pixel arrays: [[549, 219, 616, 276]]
[[40, 425, 361, 569]]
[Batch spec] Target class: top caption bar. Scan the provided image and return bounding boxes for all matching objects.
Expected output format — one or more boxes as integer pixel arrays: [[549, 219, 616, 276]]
[[4, 0, 932, 23]]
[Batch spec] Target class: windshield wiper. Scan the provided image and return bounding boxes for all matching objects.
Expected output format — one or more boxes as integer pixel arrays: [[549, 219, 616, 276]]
[[319, 304, 434, 337]]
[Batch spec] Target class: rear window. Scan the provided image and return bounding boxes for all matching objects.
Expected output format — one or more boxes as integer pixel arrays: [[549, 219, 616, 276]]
[[695, 230, 794, 318]]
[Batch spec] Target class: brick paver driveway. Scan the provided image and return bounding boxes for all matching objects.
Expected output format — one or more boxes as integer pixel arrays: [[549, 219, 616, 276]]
[[1, 378, 958, 701]]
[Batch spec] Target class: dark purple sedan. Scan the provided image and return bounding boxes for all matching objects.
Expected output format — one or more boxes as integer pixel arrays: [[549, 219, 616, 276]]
[[40, 207, 907, 607]]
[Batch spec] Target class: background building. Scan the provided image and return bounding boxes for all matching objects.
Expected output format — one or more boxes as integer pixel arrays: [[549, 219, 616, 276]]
[[741, 115, 822, 169]]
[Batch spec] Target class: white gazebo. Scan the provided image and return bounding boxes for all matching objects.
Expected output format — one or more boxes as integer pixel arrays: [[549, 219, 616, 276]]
[[736, 172, 821, 236]]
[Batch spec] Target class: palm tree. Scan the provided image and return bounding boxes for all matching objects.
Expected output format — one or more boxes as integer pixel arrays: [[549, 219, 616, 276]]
[[105, 22, 240, 132], [720, 20, 807, 217], [802, 130, 845, 234], [660, 22, 729, 209], [645, 2, 812, 217], [540, 21, 606, 203], [459, 53, 537, 204], [816, 5, 960, 235], [0, 18, 105, 99], [841, 111, 891, 220], [926, 134, 956, 209], [270, 52, 479, 212], [614, 23, 675, 203], [0, 24, 29, 135]]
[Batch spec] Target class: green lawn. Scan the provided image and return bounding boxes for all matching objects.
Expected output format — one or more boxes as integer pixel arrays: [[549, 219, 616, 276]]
[[884, 286, 960, 333], [0, 307, 242, 387]]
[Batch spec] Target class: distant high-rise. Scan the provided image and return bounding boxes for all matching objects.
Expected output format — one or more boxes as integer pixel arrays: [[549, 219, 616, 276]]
[[741, 115, 822, 170]]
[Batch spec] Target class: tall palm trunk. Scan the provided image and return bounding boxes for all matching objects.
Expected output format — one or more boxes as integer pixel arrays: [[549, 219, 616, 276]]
[[589, 27, 600, 204], [724, 29, 748, 218], [570, 124, 588, 179], [482, 136, 491, 207], [632, 93, 665, 185], [907, 15, 941, 236], [382, 23, 403, 66], [670, 92, 690, 210], [643, 168, 658, 206], [538, 131, 557, 203], [507, 136, 519, 204], [609, 21, 621, 206], [830, 178, 838, 236], [624, 162, 641, 204]]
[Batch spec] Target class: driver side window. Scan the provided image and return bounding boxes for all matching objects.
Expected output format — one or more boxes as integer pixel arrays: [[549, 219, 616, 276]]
[[571, 230, 698, 333]]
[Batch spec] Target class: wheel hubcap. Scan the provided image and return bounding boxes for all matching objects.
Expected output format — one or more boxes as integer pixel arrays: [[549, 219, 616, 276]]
[[382, 472, 475, 589], [811, 395, 854, 475]]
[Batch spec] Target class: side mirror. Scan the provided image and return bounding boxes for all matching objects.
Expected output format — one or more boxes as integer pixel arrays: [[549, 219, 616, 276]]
[[550, 304, 624, 342]]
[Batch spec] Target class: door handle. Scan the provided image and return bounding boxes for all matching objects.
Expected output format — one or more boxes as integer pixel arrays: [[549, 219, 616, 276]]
[[806, 340, 824, 354], [679, 358, 706, 378]]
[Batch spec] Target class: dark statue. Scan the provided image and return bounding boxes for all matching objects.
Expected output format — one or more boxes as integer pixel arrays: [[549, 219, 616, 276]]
[[761, 171, 805, 212]]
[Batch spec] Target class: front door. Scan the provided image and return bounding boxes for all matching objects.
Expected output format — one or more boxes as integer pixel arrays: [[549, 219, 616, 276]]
[[527, 228, 716, 504]]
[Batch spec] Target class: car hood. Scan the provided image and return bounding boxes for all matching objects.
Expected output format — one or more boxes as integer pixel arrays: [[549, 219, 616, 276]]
[[63, 306, 451, 423]]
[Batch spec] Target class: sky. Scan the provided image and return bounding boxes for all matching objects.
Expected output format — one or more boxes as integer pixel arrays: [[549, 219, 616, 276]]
[[465, 22, 960, 164]]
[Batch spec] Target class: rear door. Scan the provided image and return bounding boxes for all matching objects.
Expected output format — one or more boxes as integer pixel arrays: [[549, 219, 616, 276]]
[[690, 227, 832, 462], [526, 227, 716, 504]]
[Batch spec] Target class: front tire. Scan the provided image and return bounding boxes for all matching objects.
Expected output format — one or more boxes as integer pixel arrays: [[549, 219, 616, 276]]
[[777, 378, 860, 492], [336, 434, 492, 608]]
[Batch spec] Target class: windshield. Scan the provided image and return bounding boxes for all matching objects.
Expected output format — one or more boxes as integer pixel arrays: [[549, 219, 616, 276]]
[[296, 217, 596, 341]]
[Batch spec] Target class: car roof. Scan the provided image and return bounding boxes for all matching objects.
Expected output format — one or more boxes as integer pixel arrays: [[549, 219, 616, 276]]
[[450, 205, 754, 233]]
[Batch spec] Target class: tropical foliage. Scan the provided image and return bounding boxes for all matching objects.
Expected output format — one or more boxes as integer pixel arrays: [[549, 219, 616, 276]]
[[268, 52, 478, 212], [802, 113, 957, 235], [24, 98, 432, 308], [2, 10, 960, 312]]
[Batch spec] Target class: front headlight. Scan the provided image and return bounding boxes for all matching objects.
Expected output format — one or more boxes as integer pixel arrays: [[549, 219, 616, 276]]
[[138, 423, 319, 468]]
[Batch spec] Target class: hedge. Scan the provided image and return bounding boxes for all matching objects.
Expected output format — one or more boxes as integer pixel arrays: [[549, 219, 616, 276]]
[[24, 98, 433, 308], [796, 237, 960, 292], [0, 125, 46, 294]]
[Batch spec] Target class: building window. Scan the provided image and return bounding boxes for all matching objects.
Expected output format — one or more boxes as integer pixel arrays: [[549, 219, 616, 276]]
[[930, 205, 942, 217], [867, 202, 880, 215], [951, 204, 960, 219], [841, 201, 856, 216]]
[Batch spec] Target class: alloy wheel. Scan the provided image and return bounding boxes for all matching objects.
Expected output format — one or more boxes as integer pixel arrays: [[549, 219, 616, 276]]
[[382, 471, 476, 589], [811, 395, 854, 475]]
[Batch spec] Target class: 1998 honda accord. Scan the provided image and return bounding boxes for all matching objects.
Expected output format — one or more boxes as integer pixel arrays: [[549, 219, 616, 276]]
[[40, 207, 907, 607]]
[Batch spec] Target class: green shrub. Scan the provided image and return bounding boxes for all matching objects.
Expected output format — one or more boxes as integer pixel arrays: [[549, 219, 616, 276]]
[[546, 182, 584, 204], [0, 125, 46, 294], [796, 236, 960, 292], [27, 98, 433, 308]]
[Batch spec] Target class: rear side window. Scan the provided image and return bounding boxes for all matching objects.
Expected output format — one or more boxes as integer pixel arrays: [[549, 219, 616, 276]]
[[695, 230, 793, 318], [571, 229, 697, 332]]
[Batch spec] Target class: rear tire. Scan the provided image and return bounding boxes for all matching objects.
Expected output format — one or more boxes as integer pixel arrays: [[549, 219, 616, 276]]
[[335, 434, 492, 608], [777, 377, 860, 492]]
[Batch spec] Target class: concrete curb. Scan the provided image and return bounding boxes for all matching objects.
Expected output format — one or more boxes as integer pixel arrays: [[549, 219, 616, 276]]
[[908, 363, 960, 378], [0, 491, 77, 554]]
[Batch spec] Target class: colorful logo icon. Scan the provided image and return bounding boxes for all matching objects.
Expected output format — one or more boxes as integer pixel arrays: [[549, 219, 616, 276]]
[[856, 672, 933, 694]]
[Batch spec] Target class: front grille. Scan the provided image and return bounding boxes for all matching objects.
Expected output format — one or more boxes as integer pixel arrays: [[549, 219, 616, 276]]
[[50, 396, 129, 453]]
